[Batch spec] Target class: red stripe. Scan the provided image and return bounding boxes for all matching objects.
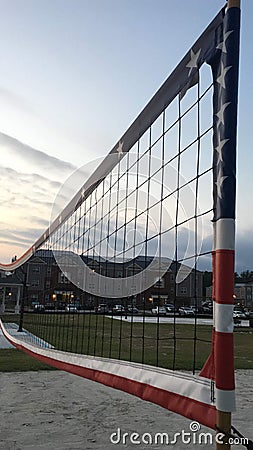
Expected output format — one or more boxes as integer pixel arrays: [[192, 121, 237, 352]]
[[199, 328, 215, 380], [214, 330, 234, 390], [0, 247, 34, 271], [200, 252, 216, 380], [212, 251, 216, 300], [214, 247, 235, 392], [4, 332, 216, 430], [215, 250, 234, 304]]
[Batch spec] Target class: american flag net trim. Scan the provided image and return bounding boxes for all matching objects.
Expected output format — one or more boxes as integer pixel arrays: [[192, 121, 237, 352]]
[[1, 318, 216, 429], [0, 6, 226, 272], [0, 3, 240, 429]]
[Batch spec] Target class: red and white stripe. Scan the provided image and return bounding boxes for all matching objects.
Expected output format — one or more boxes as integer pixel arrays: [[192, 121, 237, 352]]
[[213, 218, 236, 413], [0, 246, 34, 271], [0, 319, 216, 429]]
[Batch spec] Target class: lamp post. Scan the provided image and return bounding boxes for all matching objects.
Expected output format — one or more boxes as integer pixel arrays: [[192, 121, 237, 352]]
[[18, 266, 27, 332]]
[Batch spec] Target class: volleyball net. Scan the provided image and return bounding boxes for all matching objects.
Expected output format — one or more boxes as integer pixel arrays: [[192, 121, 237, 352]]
[[0, 3, 240, 433]]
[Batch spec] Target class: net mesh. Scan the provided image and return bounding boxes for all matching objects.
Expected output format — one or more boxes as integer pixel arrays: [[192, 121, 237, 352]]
[[1, 4, 242, 429], [7, 63, 216, 374]]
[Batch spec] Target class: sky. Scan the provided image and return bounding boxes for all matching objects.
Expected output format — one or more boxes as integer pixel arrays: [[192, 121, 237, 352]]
[[0, 0, 252, 272]]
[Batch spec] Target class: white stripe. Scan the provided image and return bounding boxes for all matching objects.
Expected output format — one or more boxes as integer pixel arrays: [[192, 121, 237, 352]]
[[215, 388, 236, 412], [215, 303, 234, 333], [1, 320, 214, 408], [214, 218, 235, 251]]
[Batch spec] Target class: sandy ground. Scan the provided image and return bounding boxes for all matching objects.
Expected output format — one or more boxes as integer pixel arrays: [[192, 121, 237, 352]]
[[0, 369, 252, 450]]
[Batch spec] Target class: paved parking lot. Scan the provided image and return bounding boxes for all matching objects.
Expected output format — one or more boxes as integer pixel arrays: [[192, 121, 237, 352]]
[[0, 329, 14, 348]]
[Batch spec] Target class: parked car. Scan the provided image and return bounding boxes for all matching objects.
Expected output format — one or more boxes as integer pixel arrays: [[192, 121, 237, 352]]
[[44, 303, 56, 311], [34, 304, 45, 313], [57, 302, 67, 311], [190, 306, 204, 315], [96, 304, 110, 314], [65, 305, 78, 313], [164, 304, 175, 314], [233, 310, 246, 319], [201, 302, 213, 314], [178, 306, 195, 316], [233, 316, 241, 325], [113, 304, 125, 314], [127, 306, 139, 314], [151, 306, 167, 316], [248, 312, 253, 328]]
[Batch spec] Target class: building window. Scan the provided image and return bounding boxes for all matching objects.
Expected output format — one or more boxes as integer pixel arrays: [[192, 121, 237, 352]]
[[47, 267, 51, 275], [31, 280, 39, 287], [180, 286, 187, 295], [45, 281, 50, 289], [59, 272, 69, 284], [32, 266, 40, 273]]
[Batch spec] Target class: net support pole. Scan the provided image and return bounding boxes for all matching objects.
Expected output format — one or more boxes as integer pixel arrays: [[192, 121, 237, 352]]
[[215, 0, 240, 449], [18, 265, 27, 332], [227, 0, 240, 7]]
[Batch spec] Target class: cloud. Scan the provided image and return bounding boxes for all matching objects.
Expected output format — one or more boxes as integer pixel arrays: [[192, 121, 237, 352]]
[[0, 227, 42, 246], [0, 87, 37, 116], [235, 230, 253, 273], [0, 166, 62, 188], [0, 131, 76, 178], [0, 129, 98, 264], [0, 166, 61, 212], [198, 229, 253, 273], [0, 135, 79, 263]]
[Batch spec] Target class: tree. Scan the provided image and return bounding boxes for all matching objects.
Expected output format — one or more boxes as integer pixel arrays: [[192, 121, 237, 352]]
[[239, 270, 253, 280], [234, 272, 240, 281]]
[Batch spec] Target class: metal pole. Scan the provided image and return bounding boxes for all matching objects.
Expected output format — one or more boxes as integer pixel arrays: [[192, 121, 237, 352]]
[[18, 266, 27, 332], [216, 412, 232, 449], [227, 0, 240, 8], [216, 2, 240, 449], [0, 286, 6, 314]]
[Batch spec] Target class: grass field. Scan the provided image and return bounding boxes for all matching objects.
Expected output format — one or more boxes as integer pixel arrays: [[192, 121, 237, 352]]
[[0, 349, 55, 371], [1, 313, 252, 372]]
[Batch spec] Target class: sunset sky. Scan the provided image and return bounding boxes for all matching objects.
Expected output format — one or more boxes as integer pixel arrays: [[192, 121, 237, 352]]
[[0, 0, 252, 272]]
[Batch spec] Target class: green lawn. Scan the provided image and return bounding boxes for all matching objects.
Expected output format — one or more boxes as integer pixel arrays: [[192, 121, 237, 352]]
[[1, 313, 252, 371], [0, 349, 55, 371]]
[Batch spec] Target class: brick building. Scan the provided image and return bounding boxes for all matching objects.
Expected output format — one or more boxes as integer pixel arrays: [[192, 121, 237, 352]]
[[12, 250, 203, 310]]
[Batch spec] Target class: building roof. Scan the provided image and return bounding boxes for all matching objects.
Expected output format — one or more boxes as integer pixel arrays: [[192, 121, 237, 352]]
[[24, 250, 202, 276], [0, 274, 23, 286]]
